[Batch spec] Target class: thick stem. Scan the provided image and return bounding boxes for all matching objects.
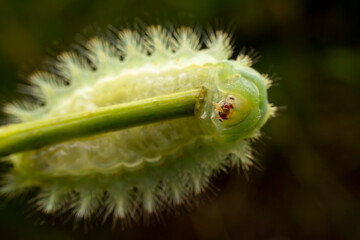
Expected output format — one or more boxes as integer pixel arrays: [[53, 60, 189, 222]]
[[0, 89, 201, 157]]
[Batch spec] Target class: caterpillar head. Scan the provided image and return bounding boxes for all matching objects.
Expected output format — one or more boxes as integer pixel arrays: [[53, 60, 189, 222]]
[[200, 61, 272, 142]]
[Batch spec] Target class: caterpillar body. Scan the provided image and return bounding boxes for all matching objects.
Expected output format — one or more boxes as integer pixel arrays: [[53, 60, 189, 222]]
[[0, 26, 275, 223]]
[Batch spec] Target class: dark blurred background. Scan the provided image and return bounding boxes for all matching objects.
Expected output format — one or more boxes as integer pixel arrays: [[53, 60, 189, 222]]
[[0, 0, 359, 239]]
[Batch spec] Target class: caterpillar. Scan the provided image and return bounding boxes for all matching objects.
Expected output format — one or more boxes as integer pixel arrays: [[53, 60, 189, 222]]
[[0, 25, 276, 224]]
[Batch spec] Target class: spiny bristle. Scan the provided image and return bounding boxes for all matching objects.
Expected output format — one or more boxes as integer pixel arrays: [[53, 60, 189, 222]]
[[268, 103, 278, 118], [28, 72, 68, 102], [3, 100, 42, 123], [0, 173, 20, 196], [142, 188, 158, 213], [237, 54, 253, 67], [86, 37, 119, 68], [117, 30, 146, 61], [145, 25, 173, 59], [173, 27, 201, 55], [36, 187, 69, 213], [74, 190, 102, 218], [56, 52, 92, 84], [165, 174, 190, 205], [205, 30, 233, 60], [0, 173, 34, 198], [230, 141, 254, 170], [110, 192, 131, 219], [169, 182, 184, 205], [262, 73, 273, 89], [190, 171, 206, 194], [4, 72, 69, 122], [30, 72, 68, 89], [106, 183, 134, 220], [249, 130, 262, 142]]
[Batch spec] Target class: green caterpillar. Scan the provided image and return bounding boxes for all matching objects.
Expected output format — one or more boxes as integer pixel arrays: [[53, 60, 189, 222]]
[[0, 26, 275, 223]]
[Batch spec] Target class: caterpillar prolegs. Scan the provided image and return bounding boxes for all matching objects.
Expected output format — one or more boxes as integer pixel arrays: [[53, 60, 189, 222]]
[[0, 26, 276, 223]]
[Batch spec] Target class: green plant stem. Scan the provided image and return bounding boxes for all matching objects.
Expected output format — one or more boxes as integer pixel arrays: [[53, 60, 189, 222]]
[[0, 89, 201, 157]]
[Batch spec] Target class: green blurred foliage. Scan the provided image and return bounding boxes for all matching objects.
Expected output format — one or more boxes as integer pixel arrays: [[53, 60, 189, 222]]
[[0, 0, 359, 239]]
